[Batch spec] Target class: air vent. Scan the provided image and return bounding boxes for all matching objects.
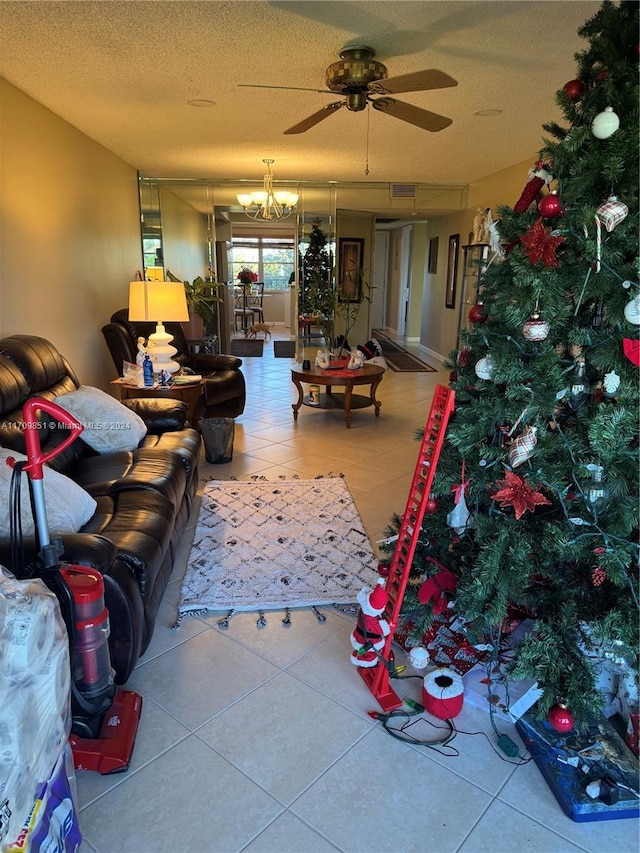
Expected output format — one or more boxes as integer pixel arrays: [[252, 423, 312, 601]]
[[389, 183, 417, 199]]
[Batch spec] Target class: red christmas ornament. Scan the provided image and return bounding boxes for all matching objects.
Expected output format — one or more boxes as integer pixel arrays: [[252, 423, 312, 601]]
[[548, 704, 574, 733], [457, 347, 472, 367], [591, 566, 606, 586], [519, 218, 566, 267], [468, 303, 487, 324], [425, 497, 440, 514], [563, 79, 584, 101], [491, 470, 551, 520], [538, 191, 564, 219]]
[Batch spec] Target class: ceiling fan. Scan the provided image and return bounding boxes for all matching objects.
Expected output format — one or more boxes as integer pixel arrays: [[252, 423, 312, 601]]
[[238, 45, 457, 135]]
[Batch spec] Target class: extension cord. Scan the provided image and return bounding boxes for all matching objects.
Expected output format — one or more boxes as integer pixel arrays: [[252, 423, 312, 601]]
[[497, 734, 519, 757]]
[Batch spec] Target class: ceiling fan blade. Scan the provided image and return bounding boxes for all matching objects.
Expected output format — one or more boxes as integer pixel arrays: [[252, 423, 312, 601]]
[[371, 97, 452, 132], [370, 68, 458, 95], [238, 83, 332, 94], [283, 101, 345, 135]]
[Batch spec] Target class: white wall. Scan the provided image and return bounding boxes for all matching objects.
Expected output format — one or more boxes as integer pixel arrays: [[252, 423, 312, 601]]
[[0, 79, 141, 389]]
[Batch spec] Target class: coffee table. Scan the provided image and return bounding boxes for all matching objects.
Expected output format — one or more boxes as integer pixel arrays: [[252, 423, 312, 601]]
[[291, 362, 384, 428]]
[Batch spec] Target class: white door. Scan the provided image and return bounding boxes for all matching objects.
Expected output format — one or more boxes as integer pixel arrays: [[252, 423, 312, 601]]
[[371, 230, 389, 331], [397, 226, 412, 336]]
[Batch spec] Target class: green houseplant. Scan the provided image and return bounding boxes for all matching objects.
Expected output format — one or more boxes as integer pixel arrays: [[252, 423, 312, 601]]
[[166, 270, 221, 339]]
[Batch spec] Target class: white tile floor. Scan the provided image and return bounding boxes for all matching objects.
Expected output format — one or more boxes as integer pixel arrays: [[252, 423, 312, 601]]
[[76, 331, 639, 853]]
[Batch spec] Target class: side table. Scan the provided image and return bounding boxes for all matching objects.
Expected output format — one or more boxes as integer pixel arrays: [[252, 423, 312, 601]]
[[111, 379, 205, 425]]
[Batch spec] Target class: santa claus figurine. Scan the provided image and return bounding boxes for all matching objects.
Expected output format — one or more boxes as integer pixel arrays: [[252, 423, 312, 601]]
[[350, 579, 390, 667]]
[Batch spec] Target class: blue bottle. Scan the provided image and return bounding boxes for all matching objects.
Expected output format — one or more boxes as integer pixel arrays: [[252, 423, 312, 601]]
[[143, 354, 154, 387]]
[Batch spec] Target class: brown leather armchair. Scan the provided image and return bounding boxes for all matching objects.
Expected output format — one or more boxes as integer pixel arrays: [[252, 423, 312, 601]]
[[102, 309, 246, 420]]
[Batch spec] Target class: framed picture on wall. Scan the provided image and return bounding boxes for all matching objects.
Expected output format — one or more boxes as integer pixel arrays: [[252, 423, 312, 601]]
[[338, 237, 364, 302], [428, 237, 439, 274], [445, 234, 460, 309]]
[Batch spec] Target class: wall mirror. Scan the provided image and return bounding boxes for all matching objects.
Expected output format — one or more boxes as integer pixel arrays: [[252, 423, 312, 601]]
[[138, 177, 164, 280]]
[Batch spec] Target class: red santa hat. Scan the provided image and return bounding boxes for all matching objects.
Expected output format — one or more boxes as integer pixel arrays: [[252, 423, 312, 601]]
[[359, 578, 388, 616]]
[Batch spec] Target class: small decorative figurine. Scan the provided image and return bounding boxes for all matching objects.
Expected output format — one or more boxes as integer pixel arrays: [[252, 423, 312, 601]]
[[136, 337, 147, 366]]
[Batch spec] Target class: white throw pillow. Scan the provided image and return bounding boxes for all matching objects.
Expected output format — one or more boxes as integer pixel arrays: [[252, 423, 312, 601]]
[[0, 449, 97, 538], [55, 385, 147, 453]]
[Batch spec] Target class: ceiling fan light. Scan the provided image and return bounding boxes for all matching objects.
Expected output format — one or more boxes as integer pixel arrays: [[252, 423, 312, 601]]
[[236, 193, 253, 207]]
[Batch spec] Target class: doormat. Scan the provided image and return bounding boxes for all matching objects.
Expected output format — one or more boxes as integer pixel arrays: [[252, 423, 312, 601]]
[[274, 341, 296, 358], [230, 338, 264, 357], [175, 477, 379, 625], [371, 330, 437, 373]]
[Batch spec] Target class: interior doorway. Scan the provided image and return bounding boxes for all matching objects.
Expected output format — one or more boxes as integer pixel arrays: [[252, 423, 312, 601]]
[[371, 230, 389, 331]]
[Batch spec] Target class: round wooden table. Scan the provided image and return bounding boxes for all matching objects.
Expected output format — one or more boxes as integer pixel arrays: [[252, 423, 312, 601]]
[[291, 362, 384, 428]]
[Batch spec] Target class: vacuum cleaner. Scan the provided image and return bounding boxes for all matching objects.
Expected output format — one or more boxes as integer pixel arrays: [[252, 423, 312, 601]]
[[7, 397, 142, 774]]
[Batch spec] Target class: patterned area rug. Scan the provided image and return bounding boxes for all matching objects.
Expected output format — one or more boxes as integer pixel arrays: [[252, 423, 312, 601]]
[[371, 330, 437, 372], [176, 477, 379, 622]]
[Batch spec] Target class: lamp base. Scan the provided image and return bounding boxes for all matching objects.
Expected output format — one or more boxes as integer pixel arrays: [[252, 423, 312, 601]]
[[147, 324, 180, 374]]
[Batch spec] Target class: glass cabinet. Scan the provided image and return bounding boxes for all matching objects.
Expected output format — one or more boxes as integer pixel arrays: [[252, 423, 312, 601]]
[[457, 243, 490, 341]]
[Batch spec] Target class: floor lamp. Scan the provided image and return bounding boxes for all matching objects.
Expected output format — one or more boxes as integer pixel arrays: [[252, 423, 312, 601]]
[[128, 281, 189, 375]]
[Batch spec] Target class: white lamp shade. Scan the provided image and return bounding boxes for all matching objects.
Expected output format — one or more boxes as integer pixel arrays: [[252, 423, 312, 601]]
[[129, 281, 189, 324], [236, 193, 253, 207], [252, 190, 268, 205], [274, 191, 293, 205]]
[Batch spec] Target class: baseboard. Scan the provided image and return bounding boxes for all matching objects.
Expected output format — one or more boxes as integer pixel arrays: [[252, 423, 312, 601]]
[[418, 344, 447, 366]]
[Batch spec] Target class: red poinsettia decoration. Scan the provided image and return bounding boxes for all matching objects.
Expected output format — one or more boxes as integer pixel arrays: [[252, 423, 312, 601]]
[[491, 470, 551, 520], [519, 217, 565, 267]]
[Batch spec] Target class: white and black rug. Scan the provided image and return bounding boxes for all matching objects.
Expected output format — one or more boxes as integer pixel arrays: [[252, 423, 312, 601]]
[[175, 477, 379, 624]]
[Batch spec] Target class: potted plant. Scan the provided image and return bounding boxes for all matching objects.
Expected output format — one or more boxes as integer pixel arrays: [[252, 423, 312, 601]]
[[167, 271, 221, 343]]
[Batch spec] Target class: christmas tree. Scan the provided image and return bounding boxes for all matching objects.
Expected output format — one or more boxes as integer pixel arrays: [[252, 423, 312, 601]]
[[300, 221, 334, 331], [391, 0, 639, 727]]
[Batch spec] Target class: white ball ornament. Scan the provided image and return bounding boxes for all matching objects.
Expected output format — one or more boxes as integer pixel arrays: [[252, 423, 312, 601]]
[[409, 647, 430, 669], [591, 106, 620, 139], [474, 354, 496, 380], [623, 293, 640, 325]]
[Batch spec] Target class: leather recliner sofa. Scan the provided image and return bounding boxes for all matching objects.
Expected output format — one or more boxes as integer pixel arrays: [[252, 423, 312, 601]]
[[0, 335, 201, 683], [102, 309, 246, 421]]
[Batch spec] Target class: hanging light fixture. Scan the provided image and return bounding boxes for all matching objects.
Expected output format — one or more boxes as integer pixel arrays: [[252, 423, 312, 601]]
[[237, 159, 298, 221]]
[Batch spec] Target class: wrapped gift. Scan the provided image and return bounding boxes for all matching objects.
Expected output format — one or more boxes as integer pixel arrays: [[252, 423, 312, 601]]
[[395, 611, 487, 675]]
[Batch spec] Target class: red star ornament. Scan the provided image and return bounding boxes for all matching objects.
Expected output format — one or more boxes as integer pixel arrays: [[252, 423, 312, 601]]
[[491, 470, 551, 520], [519, 217, 565, 267]]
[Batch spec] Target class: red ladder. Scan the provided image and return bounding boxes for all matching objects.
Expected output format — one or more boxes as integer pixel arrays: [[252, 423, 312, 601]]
[[358, 384, 456, 711]]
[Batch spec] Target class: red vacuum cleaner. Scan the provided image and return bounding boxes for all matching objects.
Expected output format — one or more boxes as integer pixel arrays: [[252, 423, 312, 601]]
[[7, 397, 142, 774]]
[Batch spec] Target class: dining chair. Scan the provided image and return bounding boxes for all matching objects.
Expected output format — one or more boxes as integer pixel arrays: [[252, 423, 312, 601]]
[[247, 282, 265, 324], [234, 286, 254, 330]]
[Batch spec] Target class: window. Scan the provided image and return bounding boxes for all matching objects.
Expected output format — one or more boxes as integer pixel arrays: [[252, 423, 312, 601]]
[[231, 236, 295, 291]]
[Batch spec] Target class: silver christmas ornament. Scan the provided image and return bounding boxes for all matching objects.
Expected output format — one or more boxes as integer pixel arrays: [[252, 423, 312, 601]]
[[474, 354, 496, 380], [623, 293, 640, 325]]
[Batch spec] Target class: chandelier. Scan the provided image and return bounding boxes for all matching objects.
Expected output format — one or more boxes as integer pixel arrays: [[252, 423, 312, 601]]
[[236, 159, 298, 221]]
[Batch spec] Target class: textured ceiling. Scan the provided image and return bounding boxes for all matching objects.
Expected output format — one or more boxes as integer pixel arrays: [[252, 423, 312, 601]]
[[1, 0, 602, 215]]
